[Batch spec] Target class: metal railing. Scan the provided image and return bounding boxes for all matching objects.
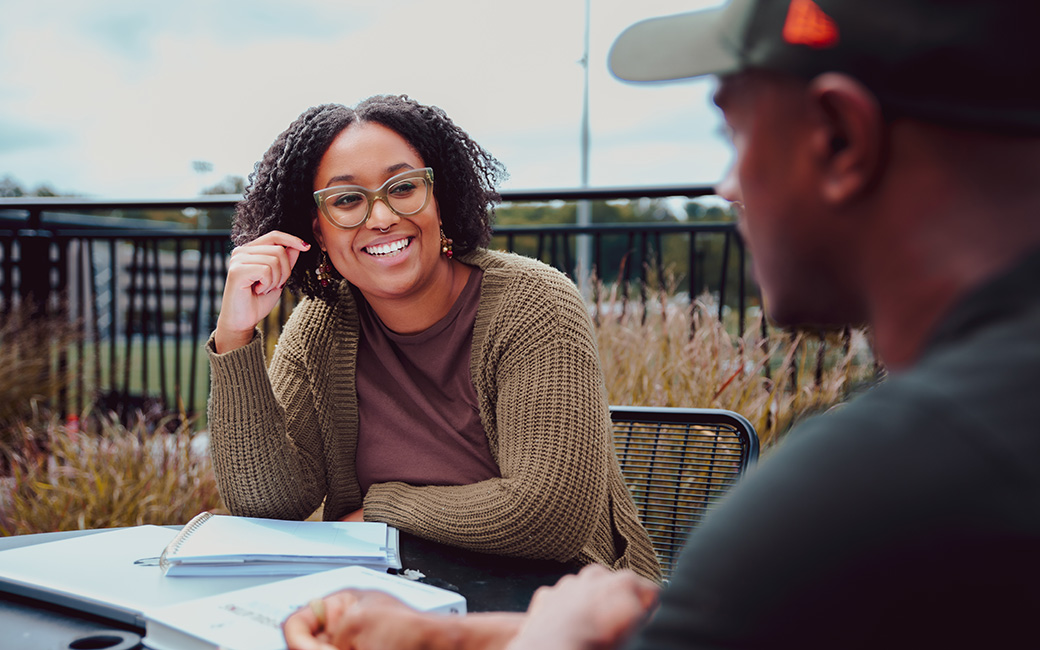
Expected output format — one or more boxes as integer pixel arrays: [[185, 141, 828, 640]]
[[0, 186, 754, 419]]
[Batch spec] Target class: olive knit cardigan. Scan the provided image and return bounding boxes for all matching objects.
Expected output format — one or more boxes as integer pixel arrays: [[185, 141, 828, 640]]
[[207, 249, 661, 582]]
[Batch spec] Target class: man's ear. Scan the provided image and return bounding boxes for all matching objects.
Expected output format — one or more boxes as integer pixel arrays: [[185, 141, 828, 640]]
[[806, 73, 886, 205]]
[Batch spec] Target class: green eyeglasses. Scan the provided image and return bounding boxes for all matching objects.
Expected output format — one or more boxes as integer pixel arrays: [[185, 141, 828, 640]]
[[313, 167, 435, 229]]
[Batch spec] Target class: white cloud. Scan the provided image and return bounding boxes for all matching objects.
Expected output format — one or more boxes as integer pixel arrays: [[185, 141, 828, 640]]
[[0, 0, 728, 198]]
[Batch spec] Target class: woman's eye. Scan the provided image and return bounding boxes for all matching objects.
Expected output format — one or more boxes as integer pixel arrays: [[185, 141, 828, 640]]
[[389, 181, 417, 197], [332, 193, 365, 209]]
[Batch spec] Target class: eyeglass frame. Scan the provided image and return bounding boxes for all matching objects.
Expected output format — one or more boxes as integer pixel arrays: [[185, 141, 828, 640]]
[[312, 167, 435, 230]]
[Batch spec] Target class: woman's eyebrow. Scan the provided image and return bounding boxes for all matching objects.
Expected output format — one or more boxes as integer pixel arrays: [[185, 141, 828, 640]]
[[325, 174, 356, 187], [324, 163, 417, 188]]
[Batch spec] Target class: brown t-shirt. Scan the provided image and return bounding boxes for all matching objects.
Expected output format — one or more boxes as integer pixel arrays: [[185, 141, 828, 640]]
[[354, 268, 498, 494]]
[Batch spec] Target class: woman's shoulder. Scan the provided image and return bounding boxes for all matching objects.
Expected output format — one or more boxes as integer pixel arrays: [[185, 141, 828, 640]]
[[464, 249, 590, 336], [462, 249, 579, 298]]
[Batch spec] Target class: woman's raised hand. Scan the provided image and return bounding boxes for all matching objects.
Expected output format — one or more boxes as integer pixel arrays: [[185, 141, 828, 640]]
[[214, 231, 312, 353]]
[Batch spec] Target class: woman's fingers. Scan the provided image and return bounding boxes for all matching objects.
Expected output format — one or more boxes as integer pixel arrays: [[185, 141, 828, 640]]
[[249, 230, 312, 249], [229, 247, 295, 295], [232, 232, 311, 290], [213, 232, 312, 353]]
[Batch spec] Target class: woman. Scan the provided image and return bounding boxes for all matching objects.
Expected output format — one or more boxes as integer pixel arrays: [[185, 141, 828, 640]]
[[207, 95, 660, 582]]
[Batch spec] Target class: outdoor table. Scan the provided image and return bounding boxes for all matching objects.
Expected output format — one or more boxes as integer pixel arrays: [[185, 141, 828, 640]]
[[0, 527, 578, 650]]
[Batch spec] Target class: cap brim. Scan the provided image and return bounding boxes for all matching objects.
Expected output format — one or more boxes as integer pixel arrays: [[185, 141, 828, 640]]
[[609, 7, 737, 83]]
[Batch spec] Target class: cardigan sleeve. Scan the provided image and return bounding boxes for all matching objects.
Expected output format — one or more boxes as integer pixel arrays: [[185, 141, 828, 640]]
[[363, 266, 610, 562], [206, 326, 328, 521]]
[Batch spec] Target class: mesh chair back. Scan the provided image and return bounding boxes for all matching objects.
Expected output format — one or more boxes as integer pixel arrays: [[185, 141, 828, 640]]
[[610, 406, 759, 580]]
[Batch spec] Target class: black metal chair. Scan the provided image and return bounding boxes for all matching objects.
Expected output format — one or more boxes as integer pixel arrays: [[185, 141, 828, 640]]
[[610, 406, 760, 580]]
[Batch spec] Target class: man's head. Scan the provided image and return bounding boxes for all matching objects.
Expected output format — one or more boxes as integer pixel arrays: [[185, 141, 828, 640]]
[[610, 0, 1040, 135], [610, 0, 1040, 332]]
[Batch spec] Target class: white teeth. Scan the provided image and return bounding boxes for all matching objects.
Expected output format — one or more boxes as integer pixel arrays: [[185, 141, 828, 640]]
[[365, 238, 409, 256]]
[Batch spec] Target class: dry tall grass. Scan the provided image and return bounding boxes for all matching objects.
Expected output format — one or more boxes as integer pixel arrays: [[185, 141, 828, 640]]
[[1, 285, 880, 535], [596, 291, 880, 449], [0, 305, 76, 434], [0, 410, 224, 536]]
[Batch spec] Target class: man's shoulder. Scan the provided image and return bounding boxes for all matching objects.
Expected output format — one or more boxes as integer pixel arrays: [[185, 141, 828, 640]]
[[651, 366, 1040, 650], [710, 360, 1040, 552], [780, 360, 1040, 491]]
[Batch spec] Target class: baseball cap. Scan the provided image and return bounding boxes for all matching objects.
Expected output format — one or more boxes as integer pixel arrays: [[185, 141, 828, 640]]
[[609, 0, 1040, 133]]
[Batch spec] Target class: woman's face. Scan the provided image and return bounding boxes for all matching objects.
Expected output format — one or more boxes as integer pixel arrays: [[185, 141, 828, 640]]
[[311, 121, 446, 303]]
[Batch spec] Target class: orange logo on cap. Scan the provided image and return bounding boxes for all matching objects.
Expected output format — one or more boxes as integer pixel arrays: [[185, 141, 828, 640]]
[[783, 0, 839, 48]]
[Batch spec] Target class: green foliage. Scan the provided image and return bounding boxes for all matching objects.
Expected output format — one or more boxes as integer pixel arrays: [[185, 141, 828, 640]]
[[196, 175, 246, 231], [493, 198, 748, 306], [0, 174, 63, 198], [201, 175, 246, 196], [0, 175, 21, 197]]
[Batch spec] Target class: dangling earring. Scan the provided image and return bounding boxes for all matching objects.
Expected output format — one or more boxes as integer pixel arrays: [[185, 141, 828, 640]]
[[315, 251, 333, 287], [439, 227, 454, 259]]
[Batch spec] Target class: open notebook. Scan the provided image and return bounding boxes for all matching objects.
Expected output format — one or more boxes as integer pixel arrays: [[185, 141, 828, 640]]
[[0, 526, 285, 628], [143, 565, 466, 650]]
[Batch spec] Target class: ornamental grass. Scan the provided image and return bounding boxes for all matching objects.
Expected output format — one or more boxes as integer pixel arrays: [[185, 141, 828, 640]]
[[0, 410, 224, 536], [595, 290, 880, 450], [1, 284, 879, 535]]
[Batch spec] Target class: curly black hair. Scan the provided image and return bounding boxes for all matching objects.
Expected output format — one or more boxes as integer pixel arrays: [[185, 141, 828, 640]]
[[233, 95, 507, 300]]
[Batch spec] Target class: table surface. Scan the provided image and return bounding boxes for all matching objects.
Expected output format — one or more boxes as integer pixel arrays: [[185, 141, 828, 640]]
[[0, 526, 578, 650]]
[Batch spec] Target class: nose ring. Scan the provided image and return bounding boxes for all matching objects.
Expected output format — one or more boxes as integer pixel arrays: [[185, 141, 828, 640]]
[[379, 227, 389, 233]]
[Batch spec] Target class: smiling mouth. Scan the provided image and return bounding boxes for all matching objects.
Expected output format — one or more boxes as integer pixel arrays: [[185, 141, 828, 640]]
[[364, 237, 412, 257]]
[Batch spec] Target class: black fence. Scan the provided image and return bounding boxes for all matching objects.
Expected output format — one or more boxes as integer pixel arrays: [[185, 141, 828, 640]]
[[0, 186, 755, 420]]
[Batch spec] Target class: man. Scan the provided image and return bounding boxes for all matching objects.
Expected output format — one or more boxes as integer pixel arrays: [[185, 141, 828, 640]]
[[284, 1, 1040, 647]]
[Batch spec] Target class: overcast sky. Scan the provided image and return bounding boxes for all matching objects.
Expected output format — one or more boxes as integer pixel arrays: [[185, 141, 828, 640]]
[[0, 0, 729, 199]]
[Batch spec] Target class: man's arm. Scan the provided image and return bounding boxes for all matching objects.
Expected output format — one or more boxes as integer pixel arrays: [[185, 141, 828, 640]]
[[283, 566, 659, 650], [283, 589, 525, 650]]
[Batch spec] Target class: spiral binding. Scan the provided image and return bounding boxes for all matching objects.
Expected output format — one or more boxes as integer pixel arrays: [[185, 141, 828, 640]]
[[159, 511, 213, 573]]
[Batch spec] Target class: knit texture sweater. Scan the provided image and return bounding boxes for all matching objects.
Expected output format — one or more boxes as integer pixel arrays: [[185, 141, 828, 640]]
[[207, 249, 662, 582]]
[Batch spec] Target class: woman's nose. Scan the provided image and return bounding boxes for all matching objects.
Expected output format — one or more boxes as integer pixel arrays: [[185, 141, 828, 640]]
[[366, 198, 401, 231]]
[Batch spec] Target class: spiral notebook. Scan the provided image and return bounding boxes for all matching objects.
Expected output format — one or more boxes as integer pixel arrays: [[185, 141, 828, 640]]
[[158, 512, 401, 577]]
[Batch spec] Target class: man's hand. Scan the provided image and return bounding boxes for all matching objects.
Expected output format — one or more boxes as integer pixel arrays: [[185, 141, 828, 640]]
[[283, 589, 524, 650], [284, 589, 434, 650], [506, 565, 661, 650]]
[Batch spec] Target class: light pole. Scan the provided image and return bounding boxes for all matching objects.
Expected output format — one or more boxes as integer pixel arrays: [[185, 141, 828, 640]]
[[576, 0, 592, 296]]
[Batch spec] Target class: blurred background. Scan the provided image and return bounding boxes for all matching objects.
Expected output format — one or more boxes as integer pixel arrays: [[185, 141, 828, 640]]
[[0, 0, 881, 535], [0, 0, 728, 199]]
